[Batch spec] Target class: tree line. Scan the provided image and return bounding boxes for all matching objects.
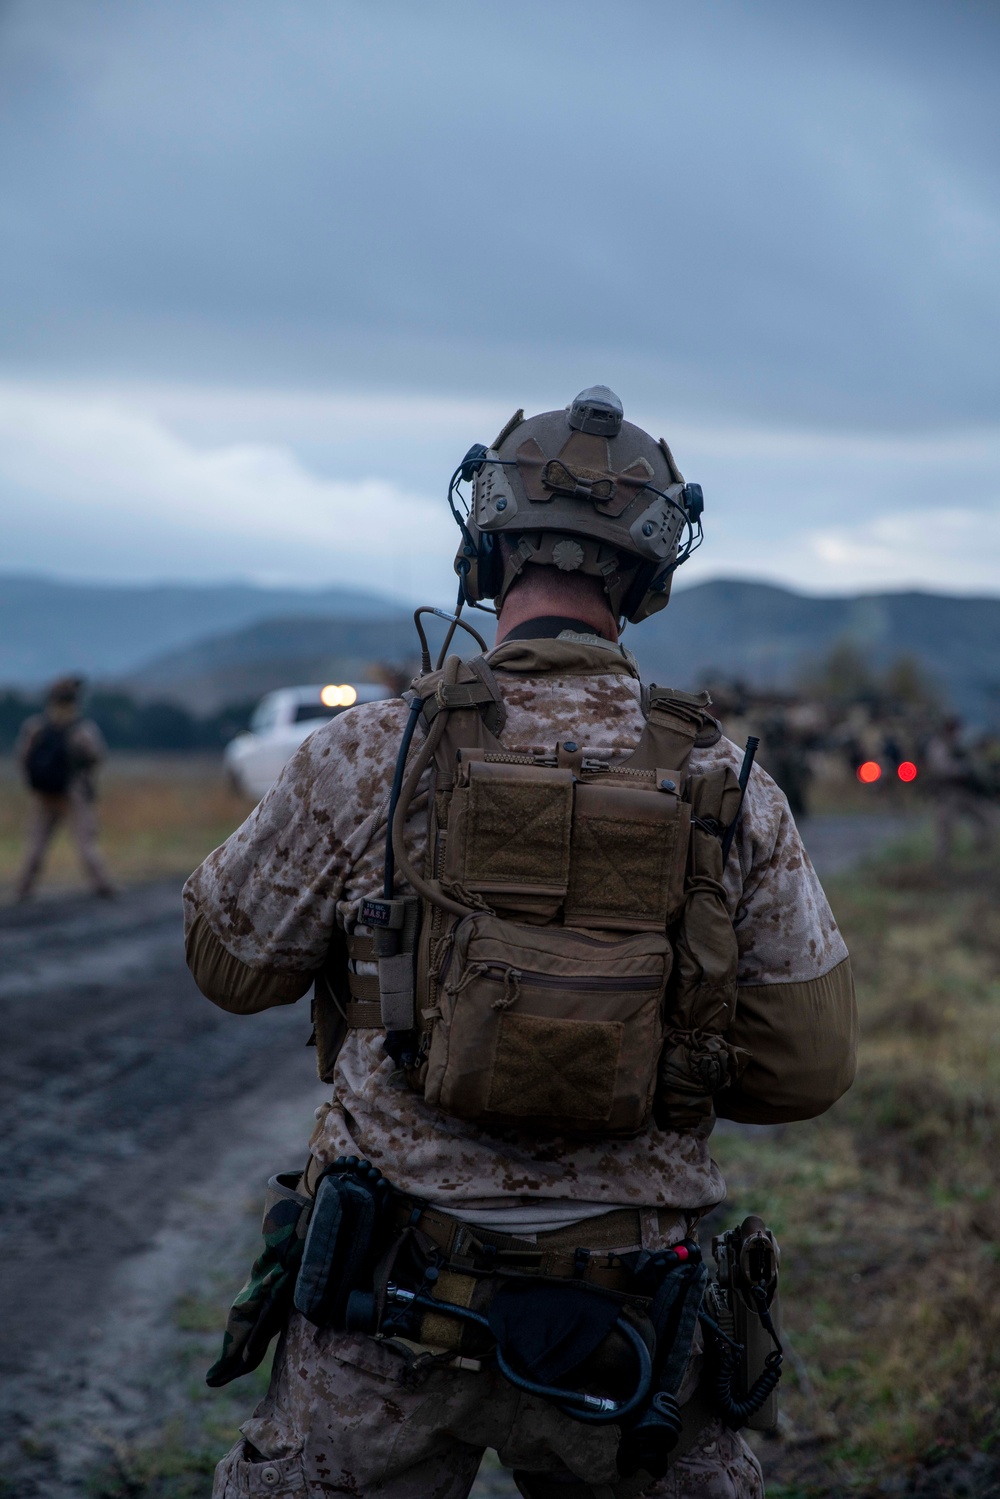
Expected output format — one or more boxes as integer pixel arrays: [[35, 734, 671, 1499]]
[[0, 689, 254, 754]]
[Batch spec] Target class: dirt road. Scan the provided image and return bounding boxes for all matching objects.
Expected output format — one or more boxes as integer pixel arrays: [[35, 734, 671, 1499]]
[[798, 811, 912, 877], [0, 814, 912, 1496], [0, 881, 327, 1496]]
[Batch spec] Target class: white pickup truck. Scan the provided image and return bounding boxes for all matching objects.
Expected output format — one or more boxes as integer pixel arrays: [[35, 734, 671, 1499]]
[[224, 682, 392, 801]]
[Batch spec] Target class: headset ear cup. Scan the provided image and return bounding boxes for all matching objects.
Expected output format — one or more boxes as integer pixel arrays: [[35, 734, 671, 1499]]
[[618, 560, 657, 623], [455, 521, 484, 604], [479, 532, 503, 600], [458, 550, 479, 606]]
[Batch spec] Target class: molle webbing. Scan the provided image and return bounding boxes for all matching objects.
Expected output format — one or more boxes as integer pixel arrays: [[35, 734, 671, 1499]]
[[343, 654, 743, 1135], [345, 931, 395, 1029], [442, 759, 689, 930], [419, 655, 507, 738]]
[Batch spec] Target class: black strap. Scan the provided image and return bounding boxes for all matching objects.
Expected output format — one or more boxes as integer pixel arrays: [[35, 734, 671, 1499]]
[[500, 615, 613, 642]]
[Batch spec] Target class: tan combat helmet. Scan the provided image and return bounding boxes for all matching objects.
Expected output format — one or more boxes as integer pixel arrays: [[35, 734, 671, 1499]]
[[450, 386, 703, 623]]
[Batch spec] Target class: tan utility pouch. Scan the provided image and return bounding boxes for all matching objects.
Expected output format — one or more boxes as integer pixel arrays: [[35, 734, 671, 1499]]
[[423, 912, 671, 1136], [443, 757, 688, 930]]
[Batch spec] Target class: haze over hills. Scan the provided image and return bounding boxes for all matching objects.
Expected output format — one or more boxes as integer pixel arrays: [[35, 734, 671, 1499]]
[[123, 613, 420, 713], [122, 580, 1000, 725], [3, 574, 998, 724], [632, 582, 1000, 725], [0, 574, 400, 683]]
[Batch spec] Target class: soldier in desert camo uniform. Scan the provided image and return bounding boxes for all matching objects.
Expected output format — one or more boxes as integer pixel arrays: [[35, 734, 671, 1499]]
[[186, 389, 857, 1499]]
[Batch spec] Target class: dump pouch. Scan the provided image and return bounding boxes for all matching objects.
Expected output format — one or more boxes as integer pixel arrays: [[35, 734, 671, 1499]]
[[423, 913, 671, 1135], [206, 1172, 312, 1387], [487, 1280, 635, 1392]]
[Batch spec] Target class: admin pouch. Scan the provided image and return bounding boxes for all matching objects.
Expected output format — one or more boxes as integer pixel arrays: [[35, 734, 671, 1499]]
[[348, 649, 748, 1138]]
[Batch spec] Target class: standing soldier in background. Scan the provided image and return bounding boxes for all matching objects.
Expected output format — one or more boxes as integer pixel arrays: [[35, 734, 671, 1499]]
[[759, 705, 813, 822], [186, 389, 857, 1499], [14, 675, 115, 901], [925, 715, 998, 867]]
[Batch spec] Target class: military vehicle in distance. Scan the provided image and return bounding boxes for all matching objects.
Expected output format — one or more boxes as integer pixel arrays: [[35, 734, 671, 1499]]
[[225, 682, 391, 800]]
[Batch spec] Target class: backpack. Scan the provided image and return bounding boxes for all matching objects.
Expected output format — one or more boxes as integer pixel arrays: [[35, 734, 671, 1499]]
[[25, 722, 72, 795], [329, 652, 748, 1137]]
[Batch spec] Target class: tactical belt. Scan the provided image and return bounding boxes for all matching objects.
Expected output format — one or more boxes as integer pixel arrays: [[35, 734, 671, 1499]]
[[388, 1197, 687, 1291], [291, 1159, 718, 1483], [302, 1155, 689, 1286], [381, 1194, 718, 1488]]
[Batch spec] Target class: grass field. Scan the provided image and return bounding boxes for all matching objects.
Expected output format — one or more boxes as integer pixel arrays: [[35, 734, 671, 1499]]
[[737, 833, 1000, 1496], [0, 754, 253, 896], [73, 826, 1000, 1498]]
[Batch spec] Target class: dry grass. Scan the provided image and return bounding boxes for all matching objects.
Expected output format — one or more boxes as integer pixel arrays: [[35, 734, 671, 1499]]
[[725, 840, 1000, 1496], [0, 754, 254, 896]]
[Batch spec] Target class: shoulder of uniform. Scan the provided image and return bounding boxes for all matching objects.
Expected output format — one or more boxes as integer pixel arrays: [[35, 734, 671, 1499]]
[[690, 732, 744, 770], [298, 696, 411, 756]]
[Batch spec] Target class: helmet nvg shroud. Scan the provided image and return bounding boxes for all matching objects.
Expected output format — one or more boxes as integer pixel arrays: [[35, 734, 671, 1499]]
[[449, 386, 704, 624]]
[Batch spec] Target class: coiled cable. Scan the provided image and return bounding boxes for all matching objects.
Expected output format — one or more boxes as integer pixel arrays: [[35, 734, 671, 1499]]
[[701, 1286, 783, 1428]]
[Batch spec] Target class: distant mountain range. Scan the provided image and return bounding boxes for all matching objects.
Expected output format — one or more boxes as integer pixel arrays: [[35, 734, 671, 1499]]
[[0, 574, 398, 683], [2, 574, 998, 723], [124, 613, 421, 712], [631, 582, 1000, 726]]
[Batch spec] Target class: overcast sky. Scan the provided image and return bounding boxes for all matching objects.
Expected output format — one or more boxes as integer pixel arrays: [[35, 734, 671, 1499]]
[[1, 0, 998, 602]]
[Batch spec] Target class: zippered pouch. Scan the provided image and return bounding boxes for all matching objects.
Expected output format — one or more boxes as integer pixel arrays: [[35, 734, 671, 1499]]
[[423, 913, 670, 1136]]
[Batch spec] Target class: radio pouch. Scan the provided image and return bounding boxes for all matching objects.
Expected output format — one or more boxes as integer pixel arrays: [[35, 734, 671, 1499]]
[[705, 1215, 783, 1431], [293, 1162, 392, 1328], [206, 1171, 312, 1388]]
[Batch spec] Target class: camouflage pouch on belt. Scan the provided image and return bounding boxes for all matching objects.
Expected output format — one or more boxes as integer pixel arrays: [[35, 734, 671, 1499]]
[[206, 1172, 312, 1387]]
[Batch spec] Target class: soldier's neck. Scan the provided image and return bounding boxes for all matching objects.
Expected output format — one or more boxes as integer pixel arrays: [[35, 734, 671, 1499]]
[[495, 590, 618, 645]]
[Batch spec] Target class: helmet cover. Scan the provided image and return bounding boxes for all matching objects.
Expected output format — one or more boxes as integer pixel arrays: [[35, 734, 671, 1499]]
[[453, 387, 700, 623]]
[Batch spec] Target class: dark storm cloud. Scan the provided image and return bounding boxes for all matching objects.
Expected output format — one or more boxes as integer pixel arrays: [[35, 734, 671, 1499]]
[[0, 0, 997, 427]]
